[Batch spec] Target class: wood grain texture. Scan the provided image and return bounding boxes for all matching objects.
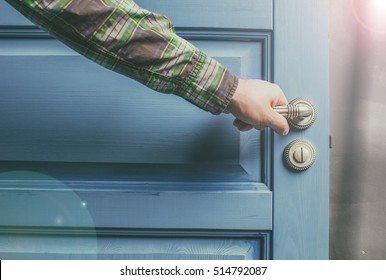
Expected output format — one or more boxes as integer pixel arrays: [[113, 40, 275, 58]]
[[0, 225, 271, 259], [0, 232, 265, 260], [0, 37, 264, 169], [0, 178, 272, 230], [0, 0, 273, 29], [0, 5, 273, 258], [272, 0, 329, 259], [126, 0, 272, 30], [0, 0, 329, 260]]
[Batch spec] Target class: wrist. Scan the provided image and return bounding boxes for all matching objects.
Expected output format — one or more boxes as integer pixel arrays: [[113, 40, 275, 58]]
[[226, 78, 248, 115]]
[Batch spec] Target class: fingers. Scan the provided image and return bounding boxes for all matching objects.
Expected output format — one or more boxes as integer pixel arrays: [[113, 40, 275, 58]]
[[268, 110, 290, 136], [233, 119, 254, 131], [227, 79, 290, 135], [233, 119, 268, 132], [268, 86, 290, 135], [233, 114, 289, 135]]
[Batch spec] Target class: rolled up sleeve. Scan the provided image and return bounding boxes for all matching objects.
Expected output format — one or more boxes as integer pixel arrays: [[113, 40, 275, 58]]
[[5, 0, 238, 114]]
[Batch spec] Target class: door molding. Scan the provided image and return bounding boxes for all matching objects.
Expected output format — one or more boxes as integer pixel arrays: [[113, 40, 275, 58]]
[[0, 26, 273, 184], [0, 27, 271, 77], [0, 226, 271, 260]]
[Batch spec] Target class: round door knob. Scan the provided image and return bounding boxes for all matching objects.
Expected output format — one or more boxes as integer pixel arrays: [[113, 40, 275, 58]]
[[274, 98, 317, 130], [284, 139, 316, 171]]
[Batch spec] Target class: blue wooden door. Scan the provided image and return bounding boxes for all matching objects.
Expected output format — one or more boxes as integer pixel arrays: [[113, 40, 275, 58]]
[[0, 0, 328, 259]]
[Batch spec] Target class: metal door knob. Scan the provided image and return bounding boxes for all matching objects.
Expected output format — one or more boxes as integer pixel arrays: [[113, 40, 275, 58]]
[[284, 139, 316, 171], [274, 98, 317, 130]]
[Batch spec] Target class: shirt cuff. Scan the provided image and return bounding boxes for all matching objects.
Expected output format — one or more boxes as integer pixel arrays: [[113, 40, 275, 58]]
[[177, 52, 239, 115]]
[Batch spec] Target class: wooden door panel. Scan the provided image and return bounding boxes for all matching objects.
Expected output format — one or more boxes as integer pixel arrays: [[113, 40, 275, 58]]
[[138, 0, 272, 29], [0, 35, 266, 172], [0, 162, 272, 230], [0, 233, 268, 260], [0, 1, 31, 25], [0, 0, 273, 29]]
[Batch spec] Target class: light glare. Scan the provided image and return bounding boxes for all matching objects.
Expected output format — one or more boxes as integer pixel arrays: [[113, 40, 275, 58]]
[[352, 0, 386, 33], [373, 0, 386, 11]]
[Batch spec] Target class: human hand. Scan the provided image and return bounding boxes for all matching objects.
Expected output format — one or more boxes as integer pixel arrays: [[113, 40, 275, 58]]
[[225, 79, 290, 135]]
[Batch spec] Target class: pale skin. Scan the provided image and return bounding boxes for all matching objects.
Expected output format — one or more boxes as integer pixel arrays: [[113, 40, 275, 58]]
[[226, 79, 290, 136]]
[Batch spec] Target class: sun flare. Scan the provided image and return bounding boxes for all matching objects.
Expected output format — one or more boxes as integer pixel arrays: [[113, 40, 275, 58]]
[[372, 0, 386, 11], [352, 0, 386, 33]]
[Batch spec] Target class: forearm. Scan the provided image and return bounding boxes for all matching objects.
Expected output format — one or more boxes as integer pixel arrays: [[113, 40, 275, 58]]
[[5, 0, 238, 114]]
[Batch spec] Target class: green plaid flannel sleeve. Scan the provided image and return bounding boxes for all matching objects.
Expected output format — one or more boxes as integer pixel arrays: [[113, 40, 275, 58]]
[[5, 0, 239, 114]]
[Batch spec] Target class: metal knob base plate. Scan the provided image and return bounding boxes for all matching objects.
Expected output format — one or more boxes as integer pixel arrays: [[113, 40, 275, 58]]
[[274, 98, 317, 130], [284, 139, 316, 172], [288, 98, 317, 130]]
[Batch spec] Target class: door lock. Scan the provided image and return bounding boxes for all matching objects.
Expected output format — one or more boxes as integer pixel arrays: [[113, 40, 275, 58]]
[[284, 139, 316, 172], [274, 98, 317, 130]]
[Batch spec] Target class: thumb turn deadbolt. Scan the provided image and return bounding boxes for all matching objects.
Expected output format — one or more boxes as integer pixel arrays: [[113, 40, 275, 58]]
[[284, 139, 316, 171], [274, 98, 317, 130]]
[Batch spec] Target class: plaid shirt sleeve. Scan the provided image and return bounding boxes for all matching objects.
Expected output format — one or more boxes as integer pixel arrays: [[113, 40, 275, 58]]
[[5, 0, 239, 114]]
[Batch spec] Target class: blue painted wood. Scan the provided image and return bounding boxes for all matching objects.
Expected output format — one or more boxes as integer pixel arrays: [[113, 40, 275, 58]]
[[0, 0, 273, 29], [272, 0, 329, 259], [0, 228, 268, 260], [0, 1, 32, 25], [0, 167, 272, 230], [0, 223, 270, 259], [0, 36, 265, 170], [0, 0, 329, 260], [137, 0, 272, 29]]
